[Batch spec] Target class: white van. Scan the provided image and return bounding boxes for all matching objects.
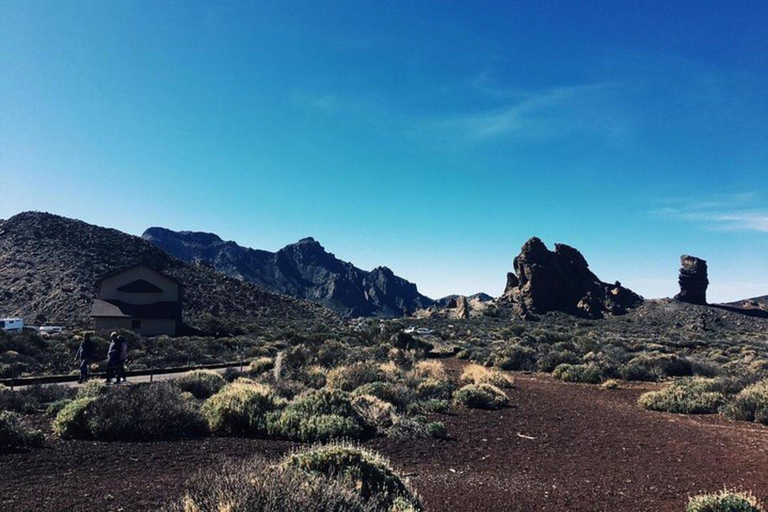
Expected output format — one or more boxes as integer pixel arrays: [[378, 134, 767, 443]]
[[38, 326, 64, 335], [0, 318, 24, 333]]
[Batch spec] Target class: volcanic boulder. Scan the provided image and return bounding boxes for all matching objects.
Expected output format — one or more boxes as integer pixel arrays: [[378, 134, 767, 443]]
[[503, 237, 642, 318], [455, 295, 470, 319], [674, 255, 708, 305]]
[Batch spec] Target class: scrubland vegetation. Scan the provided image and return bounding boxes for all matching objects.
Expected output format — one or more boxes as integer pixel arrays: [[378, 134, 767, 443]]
[[687, 490, 764, 512], [165, 443, 421, 512]]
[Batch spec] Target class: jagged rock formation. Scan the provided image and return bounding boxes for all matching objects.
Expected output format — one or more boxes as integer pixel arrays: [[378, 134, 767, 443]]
[[436, 293, 493, 307], [143, 228, 433, 318], [455, 295, 470, 319], [502, 237, 642, 318], [0, 212, 334, 330], [674, 255, 708, 305]]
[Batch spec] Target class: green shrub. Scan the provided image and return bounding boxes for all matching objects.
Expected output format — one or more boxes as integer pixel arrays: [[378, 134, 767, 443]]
[[493, 345, 537, 371], [327, 363, 385, 392], [52, 397, 95, 439], [621, 353, 693, 381], [724, 380, 768, 424], [406, 399, 449, 415], [454, 384, 509, 410], [638, 379, 728, 414], [0, 411, 44, 451], [552, 364, 603, 384], [202, 379, 284, 436], [386, 417, 447, 439], [282, 442, 422, 510], [415, 378, 455, 400], [175, 370, 226, 399], [537, 349, 581, 372], [46, 398, 72, 417], [164, 456, 385, 512], [687, 489, 764, 512], [270, 388, 366, 442], [54, 383, 207, 441], [76, 380, 107, 399]]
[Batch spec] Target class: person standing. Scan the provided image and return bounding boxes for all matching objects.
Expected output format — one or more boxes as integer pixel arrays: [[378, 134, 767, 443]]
[[105, 332, 122, 384], [117, 335, 129, 383], [75, 332, 94, 383]]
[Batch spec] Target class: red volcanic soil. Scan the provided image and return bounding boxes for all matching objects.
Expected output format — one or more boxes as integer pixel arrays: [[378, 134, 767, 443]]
[[2, 368, 767, 512]]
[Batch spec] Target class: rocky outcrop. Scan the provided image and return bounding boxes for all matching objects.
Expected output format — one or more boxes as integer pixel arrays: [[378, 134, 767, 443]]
[[0, 212, 334, 330], [674, 255, 708, 305], [502, 237, 642, 318], [455, 295, 470, 319], [143, 228, 433, 318]]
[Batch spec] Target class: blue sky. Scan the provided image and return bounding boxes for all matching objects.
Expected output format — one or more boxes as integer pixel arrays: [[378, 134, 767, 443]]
[[1, 1, 767, 301]]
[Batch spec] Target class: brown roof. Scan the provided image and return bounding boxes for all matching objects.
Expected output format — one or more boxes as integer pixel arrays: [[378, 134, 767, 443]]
[[91, 299, 182, 319], [97, 264, 181, 286]]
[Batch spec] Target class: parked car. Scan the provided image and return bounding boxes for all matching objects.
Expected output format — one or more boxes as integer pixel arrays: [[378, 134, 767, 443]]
[[0, 318, 24, 333], [38, 325, 64, 335], [416, 327, 433, 335]]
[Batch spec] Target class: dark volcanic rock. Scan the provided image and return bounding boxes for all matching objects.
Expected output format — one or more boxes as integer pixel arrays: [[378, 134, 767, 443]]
[[674, 255, 708, 305], [143, 228, 433, 318], [503, 237, 642, 318], [0, 212, 333, 329]]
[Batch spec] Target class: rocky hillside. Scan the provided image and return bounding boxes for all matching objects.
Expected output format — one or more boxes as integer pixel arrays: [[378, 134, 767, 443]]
[[143, 227, 434, 317], [0, 212, 334, 330]]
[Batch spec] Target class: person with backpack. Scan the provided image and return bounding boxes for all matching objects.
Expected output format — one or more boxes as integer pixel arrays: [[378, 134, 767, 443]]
[[74, 332, 94, 383]]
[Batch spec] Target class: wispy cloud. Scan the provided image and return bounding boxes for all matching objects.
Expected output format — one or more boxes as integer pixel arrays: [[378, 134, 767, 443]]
[[653, 193, 768, 233], [415, 82, 626, 143]]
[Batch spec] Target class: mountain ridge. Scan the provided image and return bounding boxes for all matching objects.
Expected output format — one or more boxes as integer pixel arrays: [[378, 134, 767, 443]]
[[0, 211, 334, 330], [142, 227, 434, 317]]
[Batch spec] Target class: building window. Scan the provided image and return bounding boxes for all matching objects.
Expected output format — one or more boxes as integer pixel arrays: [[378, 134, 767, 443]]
[[131, 319, 142, 329]]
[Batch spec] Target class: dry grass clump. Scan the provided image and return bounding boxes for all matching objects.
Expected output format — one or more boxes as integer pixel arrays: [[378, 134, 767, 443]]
[[327, 362, 385, 392], [202, 379, 285, 437], [413, 361, 448, 381], [600, 379, 621, 390], [687, 489, 764, 512], [454, 383, 509, 410], [248, 356, 274, 375], [352, 394, 396, 432], [723, 379, 768, 425], [638, 378, 728, 415], [460, 364, 515, 389]]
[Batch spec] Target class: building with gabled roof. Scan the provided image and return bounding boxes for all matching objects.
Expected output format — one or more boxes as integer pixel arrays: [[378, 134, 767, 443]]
[[91, 264, 182, 336]]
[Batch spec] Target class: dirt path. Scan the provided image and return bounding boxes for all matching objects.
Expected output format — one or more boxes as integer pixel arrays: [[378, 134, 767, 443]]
[[1, 372, 766, 512]]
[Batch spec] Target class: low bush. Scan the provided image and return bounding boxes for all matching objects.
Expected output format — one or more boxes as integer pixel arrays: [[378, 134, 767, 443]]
[[352, 394, 396, 432], [687, 489, 764, 512], [415, 378, 455, 401], [0, 383, 75, 413], [724, 379, 768, 425], [0, 411, 44, 451], [492, 345, 537, 371], [175, 370, 226, 399], [406, 399, 449, 415], [54, 383, 207, 440], [621, 353, 693, 382], [638, 379, 728, 415], [164, 456, 385, 512], [412, 361, 448, 381], [601, 379, 621, 390], [249, 357, 274, 375], [354, 382, 414, 410], [282, 442, 422, 510], [270, 388, 366, 442], [386, 417, 447, 439], [202, 379, 284, 437], [552, 364, 603, 384], [327, 363, 385, 392], [454, 384, 509, 410]]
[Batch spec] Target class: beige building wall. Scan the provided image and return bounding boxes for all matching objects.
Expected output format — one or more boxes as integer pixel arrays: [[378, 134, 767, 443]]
[[99, 266, 179, 305], [94, 317, 177, 337]]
